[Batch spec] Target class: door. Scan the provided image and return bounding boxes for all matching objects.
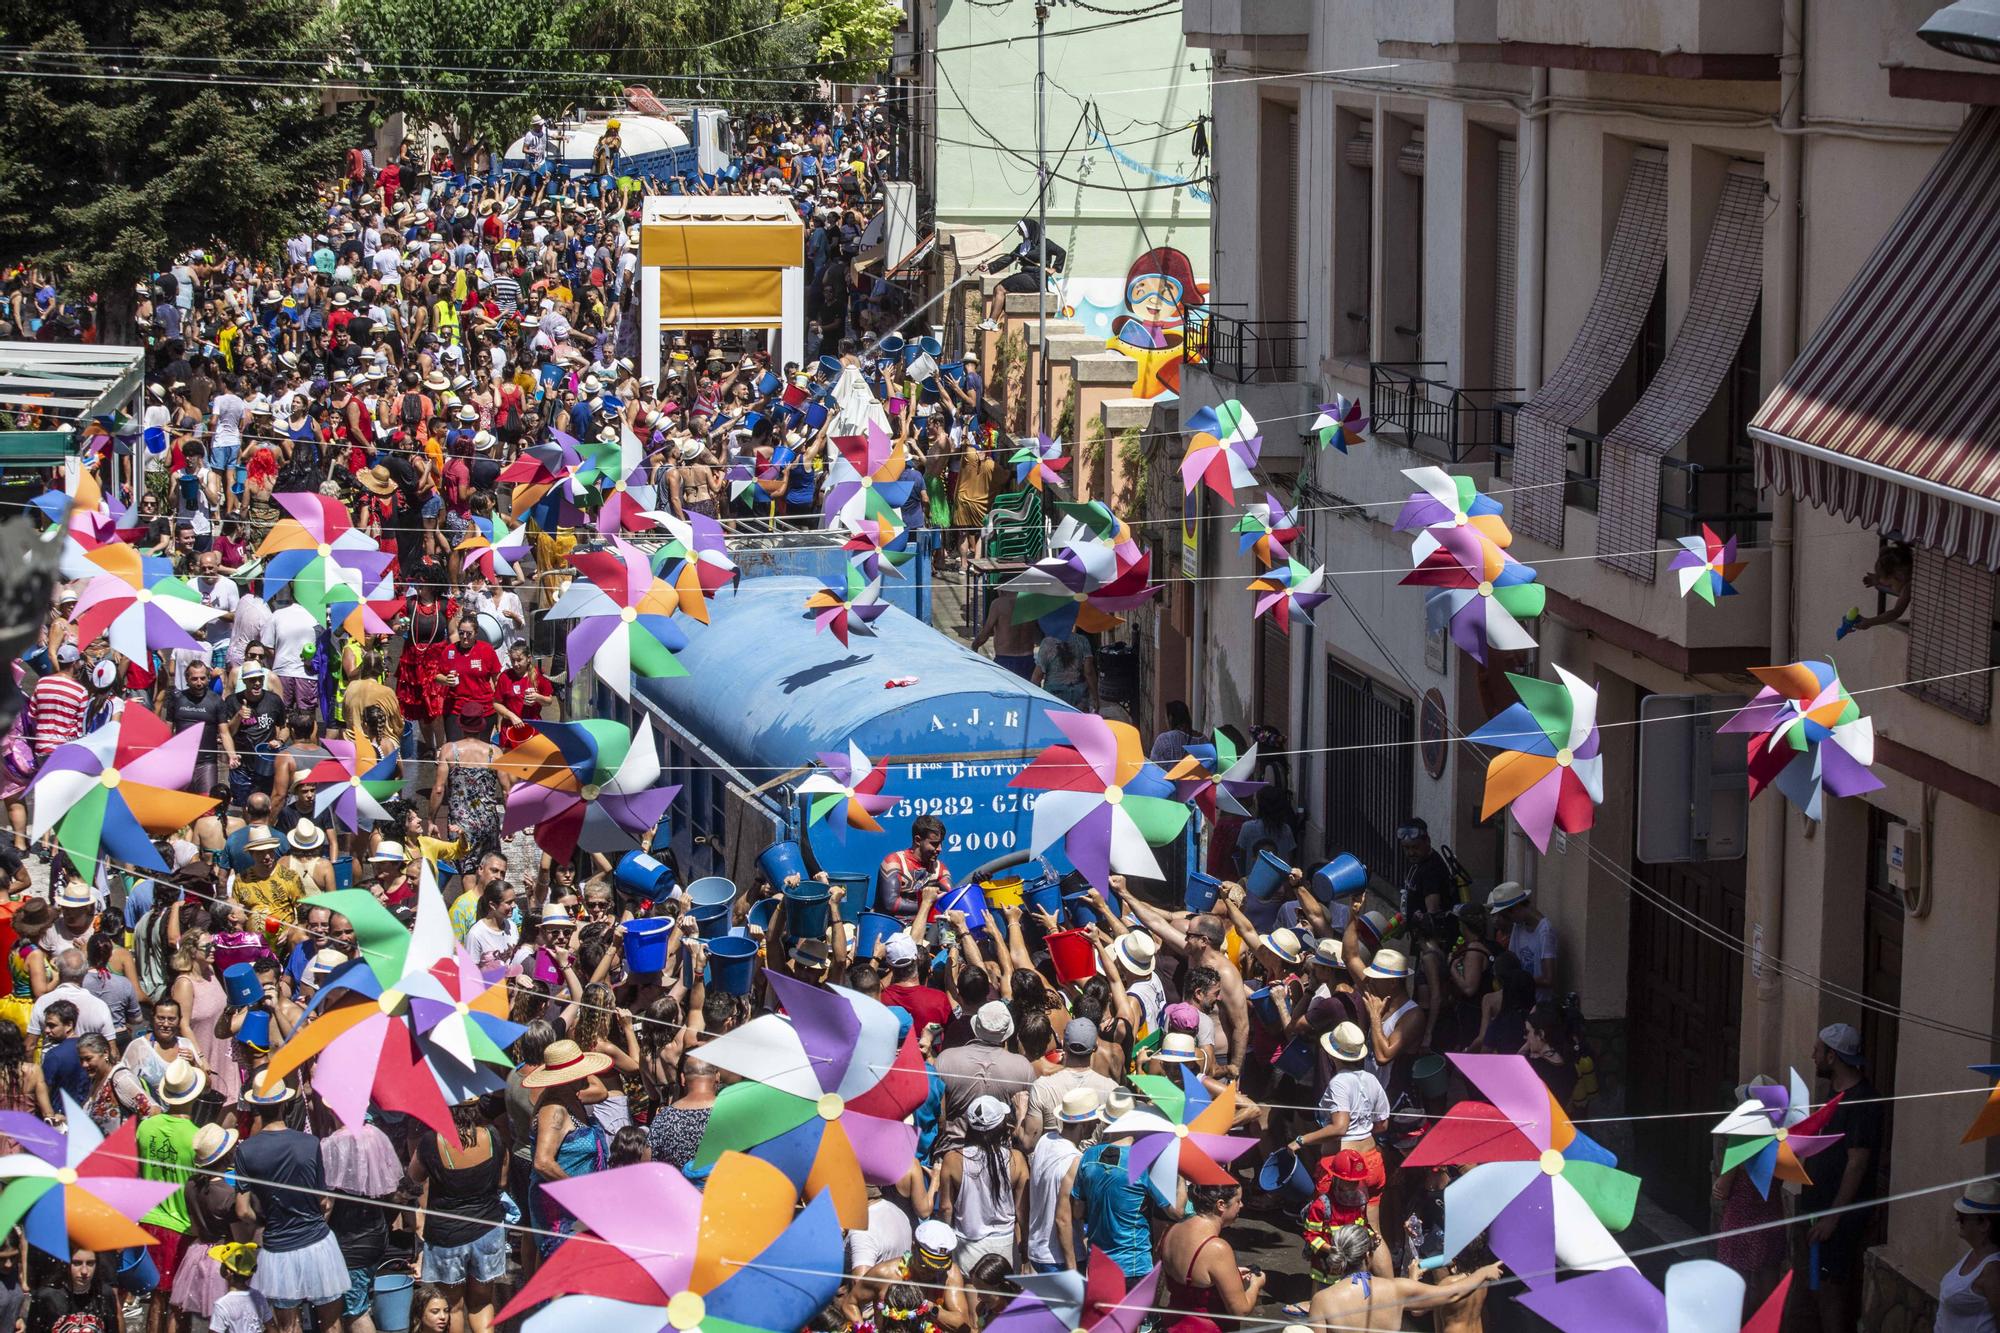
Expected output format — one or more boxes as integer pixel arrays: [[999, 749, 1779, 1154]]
[[1626, 855, 1747, 1225], [1861, 807, 1905, 1241]]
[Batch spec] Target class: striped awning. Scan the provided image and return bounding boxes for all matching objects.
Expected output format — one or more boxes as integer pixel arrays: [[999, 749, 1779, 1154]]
[[1751, 105, 2000, 570]]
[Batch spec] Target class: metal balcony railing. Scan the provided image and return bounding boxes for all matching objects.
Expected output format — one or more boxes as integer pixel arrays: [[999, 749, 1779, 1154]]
[[1368, 362, 1520, 462], [1490, 421, 1771, 545], [1185, 310, 1308, 384]]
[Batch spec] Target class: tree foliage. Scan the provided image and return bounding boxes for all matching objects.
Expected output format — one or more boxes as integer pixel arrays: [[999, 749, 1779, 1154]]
[[780, 0, 904, 85]]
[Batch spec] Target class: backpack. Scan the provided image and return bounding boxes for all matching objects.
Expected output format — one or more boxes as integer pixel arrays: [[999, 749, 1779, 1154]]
[[400, 391, 424, 429], [1437, 843, 1476, 904]]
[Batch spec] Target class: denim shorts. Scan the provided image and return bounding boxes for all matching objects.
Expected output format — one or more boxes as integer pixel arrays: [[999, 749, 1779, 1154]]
[[342, 1266, 372, 1318], [422, 1225, 508, 1284]]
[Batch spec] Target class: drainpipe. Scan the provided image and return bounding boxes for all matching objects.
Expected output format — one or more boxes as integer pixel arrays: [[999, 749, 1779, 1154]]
[[1518, 68, 1550, 392], [1752, 0, 1805, 1077]]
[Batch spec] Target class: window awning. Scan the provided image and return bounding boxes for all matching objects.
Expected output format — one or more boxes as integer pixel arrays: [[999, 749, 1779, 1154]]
[[1751, 105, 2000, 570]]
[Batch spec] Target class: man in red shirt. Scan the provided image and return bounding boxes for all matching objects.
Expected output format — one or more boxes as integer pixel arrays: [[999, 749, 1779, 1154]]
[[30, 644, 90, 759], [876, 814, 952, 922], [436, 614, 503, 741], [494, 642, 554, 747], [879, 931, 951, 1035]]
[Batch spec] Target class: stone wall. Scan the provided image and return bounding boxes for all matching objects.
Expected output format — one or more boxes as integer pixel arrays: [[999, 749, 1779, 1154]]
[[1863, 1247, 1938, 1333]]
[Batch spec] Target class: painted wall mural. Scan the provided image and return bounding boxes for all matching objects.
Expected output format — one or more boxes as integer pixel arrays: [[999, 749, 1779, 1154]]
[[1059, 245, 1207, 401]]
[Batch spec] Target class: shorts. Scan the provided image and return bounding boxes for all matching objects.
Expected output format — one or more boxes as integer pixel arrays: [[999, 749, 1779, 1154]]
[[341, 1266, 373, 1318], [278, 677, 319, 710], [142, 1223, 186, 1281], [995, 652, 1035, 680], [1348, 1144, 1388, 1199], [421, 1225, 508, 1285]]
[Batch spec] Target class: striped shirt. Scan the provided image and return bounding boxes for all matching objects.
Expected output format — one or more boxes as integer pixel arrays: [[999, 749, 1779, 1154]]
[[489, 275, 521, 312], [30, 674, 89, 757]]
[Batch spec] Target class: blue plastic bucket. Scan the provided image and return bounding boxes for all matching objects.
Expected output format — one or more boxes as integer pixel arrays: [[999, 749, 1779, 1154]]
[[1023, 875, 1063, 921], [1249, 986, 1280, 1027], [1247, 849, 1291, 900], [1311, 854, 1368, 904], [934, 883, 989, 932], [1258, 1148, 1315, 1208], [615, 851, 676, 901], [1274, 1036, 1318, 1082], [855, 910, 902, 961], [784, 879, 832, 941], [687, 876, 739, 910], [691, 902, 733, 939], [623, 918, 673, 973], [757, 841, 807, 891], [221, 963, 262, 1008], [116, 1245, 158, 1294], [371, 1271, 415, 1332], [1062, 882, 1119, 925], [333, 855, 353, 890], [707, 936, 759, 995], [237, 1009, 273, 1050], [824, 871, 872, 918], [1186, 871, 1222, 913], [746, 897, 780, 934]]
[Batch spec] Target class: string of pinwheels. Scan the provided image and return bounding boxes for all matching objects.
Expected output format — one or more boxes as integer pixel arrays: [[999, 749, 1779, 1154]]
[[798, 742, 900, 836], [0, 1097, 180, 1258], [256, 492, 393, 621], [498, 718, 681, 861], [1010, 713, 1190, 887], [27, 704, 216, 876], [545, 538, 690, 701], [1719, 661, 1883, 819], [1467, 665, 1604, 853]]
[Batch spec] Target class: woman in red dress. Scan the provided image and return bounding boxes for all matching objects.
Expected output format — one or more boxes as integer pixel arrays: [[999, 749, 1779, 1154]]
[[396, 563, 457, 755]]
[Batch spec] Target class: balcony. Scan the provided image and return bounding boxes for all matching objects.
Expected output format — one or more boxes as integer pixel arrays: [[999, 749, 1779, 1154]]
[[1187, 310, 1307, 386], [1491, 423, 1770, 546], [1497, 0, 1780, 77], [1373, 0, 1500, 58], [1183, 0, 1312, 50], [1368, 362, 1519, 463]]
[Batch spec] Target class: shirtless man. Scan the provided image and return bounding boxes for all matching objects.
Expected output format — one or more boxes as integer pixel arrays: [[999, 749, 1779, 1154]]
[[969, 590, 1039, 679], [1308, 1225, 1500, 1331], [1120, 879, 1251, 1076], [857, 1220, 973, 1332]]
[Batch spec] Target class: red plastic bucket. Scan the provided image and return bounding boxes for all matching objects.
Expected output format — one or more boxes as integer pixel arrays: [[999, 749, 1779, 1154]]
[[1046, 929, 1099, 985]]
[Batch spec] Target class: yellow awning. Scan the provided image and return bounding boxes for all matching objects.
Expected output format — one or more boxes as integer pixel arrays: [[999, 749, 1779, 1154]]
[[657, 268, 786, 329], [640, 222, 804, 270]]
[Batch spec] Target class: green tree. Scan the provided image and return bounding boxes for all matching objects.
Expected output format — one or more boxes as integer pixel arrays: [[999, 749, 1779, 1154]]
[[779, 0, 903, 84], [0, 0, 361, 344]]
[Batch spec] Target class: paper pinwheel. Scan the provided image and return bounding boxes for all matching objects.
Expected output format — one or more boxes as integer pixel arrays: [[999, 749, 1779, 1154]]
[[499, 718, 681, 860], [499, 433, 593, 529], [1052, 500, 1143, 568], [1248, 560, 1331, 634], [1012, 434, 1069, 492], [727, 454, 785, 508], [1670, 524, 1749, 605], [1233, 492, 1302, 568], [1718, 662, 1884, 820], [1395, 467, 1513, 568], [545, 539, 689, 702], [1466, 666, 1604, 853], [328, 574, 405, 640], [1009, 713, 1190, 887], [456, 514, 532, 581], [258, 865, 523, 1134], [1313, 395, 1371, 452], [0, 1096, 179, 1259], [27, 704, 215, 876], [1964, 1065, 2000, 1143], [822, 420, 916, 528], [498, 1154, 845, 1333], [1519, 1262, 1791, 1333], [256, 492, 393, 620], [1102, 1072, 1257, 1199], [648, 512, 739, 615], [1710, 1069, 1843, 1200], [987, 1251, 1160, 1333], [1403, 529, 1546, 663], [693, 974, 930, 1226], [302, 738, 404, 832], [838, 514, 915, 583], [593, 465, 661, 537], [799, 743, 900, 835], [1179, 401, 1262, 502], [1165, 731, 1265, 821], [1002, 545, 1161, 639], [803, 564, 888, 646], [69, 543, 222, 664], [1403, 1053, 1639, 1276]]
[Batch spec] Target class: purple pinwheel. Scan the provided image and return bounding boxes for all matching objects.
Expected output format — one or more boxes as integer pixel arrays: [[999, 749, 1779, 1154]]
[[1001, 545, 1161, 639], [0, 1097, 178, 1259], [303, 739, 404, 832], [1233, 492, 1303, 568], [988, 1252, 1159, 1333], [69, 543, 223, 664], [1011, 434, 1069, 491], [822, 419, 916, 527], [455, 513, 532, 581], [1009, 713, 1190, 886], [1103, 1072, 1259, 1196], [798, 742, 900, 835], [1312, 395, 1370, 451], [803, 564, 889, 646], [1402, 525, 1546, 663], [1165, 730, 1264, 820], [255, 493, 394, 620], [499, 432, 594, 529], [498, 718, 681, 860], [1395, 466, 1513, 569], [838, 514, 915, 583], [1711, 1068, 1844, 1199], [544, 539, 690, 701], [646, 511, 739, 617], [1247, 560, 1331, 634]]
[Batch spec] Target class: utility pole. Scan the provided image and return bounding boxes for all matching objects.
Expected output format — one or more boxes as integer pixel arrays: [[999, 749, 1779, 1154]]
[[1036, 0, 1051, 438]]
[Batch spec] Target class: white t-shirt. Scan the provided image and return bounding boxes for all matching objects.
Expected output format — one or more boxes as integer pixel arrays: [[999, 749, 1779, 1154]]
[[372, 248, 402, 281], [268, 603, 320, 680], [210, 393, 246, 450], [1317, 1067, 1391, 1139], [195, 575, 239, 649], [1509, 916, 1559, 1000], [464, 920, 519, 971], [1025, 1133, 1084, 1266], [844, 1196, 912, 1273]]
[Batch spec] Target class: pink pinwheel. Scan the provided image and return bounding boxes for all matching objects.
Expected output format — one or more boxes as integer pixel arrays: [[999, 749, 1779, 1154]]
[[1466, 666, 1604, 853], [0, 1096, 179, 1259], [1052, 500, 1143, 568], [1179, 401, 1262, 502], [499, 432, 594, 529], [1002, 545, 1161, 639], [798, 742, 900, 834], [256, 492, 394, 619], [1670, 523, 1749, 606], [1312, 394, 1371, 452], [328, 574, 405, 640], [1103, 1072, 1258, 1198], [544, 539, 689, 701], [1009, 713, 1190, 886], [1711, 1069, 1844, 1199], [803, 563, 888, 646], [1248, 560, 1331, 634], [1233, 491, 1302, 568], [1403, 1053, 1638, 1277], [1402, 525, 1546, 663], [692, 974, 931, 1227], [499, 718, 681, 860], [69, 542, 222, 664], [1520, 1262, 1792, 1333], [645, 512, 737, 620], [822, 419, 916, 527], [839, 514, 915, 583], [1717, 662, 1882, 820], [303, 738, 404, 832], [1395, 467, 1512, 568], [28, 704, 216, 876], [988, 1252, 1160, 1333], [456, 513, 531, 581], [1011, 434, 1069, 491], [593, 464, 661, 536]]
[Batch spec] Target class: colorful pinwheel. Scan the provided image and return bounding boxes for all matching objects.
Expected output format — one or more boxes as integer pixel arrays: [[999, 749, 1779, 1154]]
[[1964, 1065, 2000, 1143], [1233, 492, 1302, 568], [69, 543, 222, 664], [798, 743, 900, 835], [1009, 713, 1190, 887], [803, 564, 888, 646], [1395, 467, 1513, 568], [1466, 666, 1604, 853], [456, 513, 532, 581], [1403, 1053, 1638, 1276], [839, 514, 915, 583], [1165, 731, 1265, 821], [1670, 524, 1749, 605], [0, 1097, 179, 1258], [545, 539, 689, 701], [822, 420, 916, 527], [647, 511, 738, 618], [258, 864, 522, 1134], [1520, 1262, 1791, 1333], [1012, 434, 1069, 492], [498, 1154, 844, 1333], [302, 738, 404, 832], [1312, 395, 1370, 452], [328, 574, 405, 640], [1402, 528, 1545, 663], [256, 492, 393, 620], [499, 433, 593, 529], [499, 718, 681, 860], [27, 704, 215, 876], [986, 1251, 1159, 1333], [1052, 500, 1143, 568], [1711, 1069, 1844, 1199], [1179, 401, 1262, 502], [693, 975, 930, 1226], [1102, 1072, 1257, 1198], [1248, 560, 1330, 634], [1002, 546, 1161, 639], [593, 465, 661, 537], [1718, 662, 1884, 819]]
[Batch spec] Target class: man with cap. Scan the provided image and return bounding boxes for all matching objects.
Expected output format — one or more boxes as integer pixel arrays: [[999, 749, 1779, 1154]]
[[1026, 1018, 1118, 1139], [1025, 1086, 1100, 1272], [1800, 1022, 1882, 1330], [857, 1220, 972, 1333], [1396, 816, 1457, 934], [1488, 881, 1556, 1001], [877, 931, 952, 1035], [933, 999, 1033, 1145], [29, 641, 89, 759], [1293, 1021, 1391, 1230]]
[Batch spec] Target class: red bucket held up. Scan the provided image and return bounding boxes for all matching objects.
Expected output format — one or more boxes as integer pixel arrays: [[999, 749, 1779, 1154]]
[[1045, 928, 1099, 985]]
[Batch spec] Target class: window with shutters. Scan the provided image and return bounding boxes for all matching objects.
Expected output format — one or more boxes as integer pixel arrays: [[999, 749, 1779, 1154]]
[[1382, 117, 1425, 363], [1904, 546, 1996, 723], [1257, 97, 1301, 377], [1334, 107, 1374, 359], [1323, 661, 1415, 884], [1493, 138, 1519, 392], [1255, 615, 1291, 732]]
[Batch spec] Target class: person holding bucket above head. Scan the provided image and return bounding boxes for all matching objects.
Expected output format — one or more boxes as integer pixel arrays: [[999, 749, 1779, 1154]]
[[877, 814, 953, 924], [1290, 1022, 1391, 1233], [1122, 883, 1252, 1080]]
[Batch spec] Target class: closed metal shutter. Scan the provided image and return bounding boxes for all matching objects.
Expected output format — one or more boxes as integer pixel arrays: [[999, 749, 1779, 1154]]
[[1324, 661, 1415, 881], [1343, 127, 1374, 171], [1257, 615, 1290, 731], [1493, 138, 1519, 391], [1397, 136, 1425, 177], [1905, 546, 1996, 723]]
